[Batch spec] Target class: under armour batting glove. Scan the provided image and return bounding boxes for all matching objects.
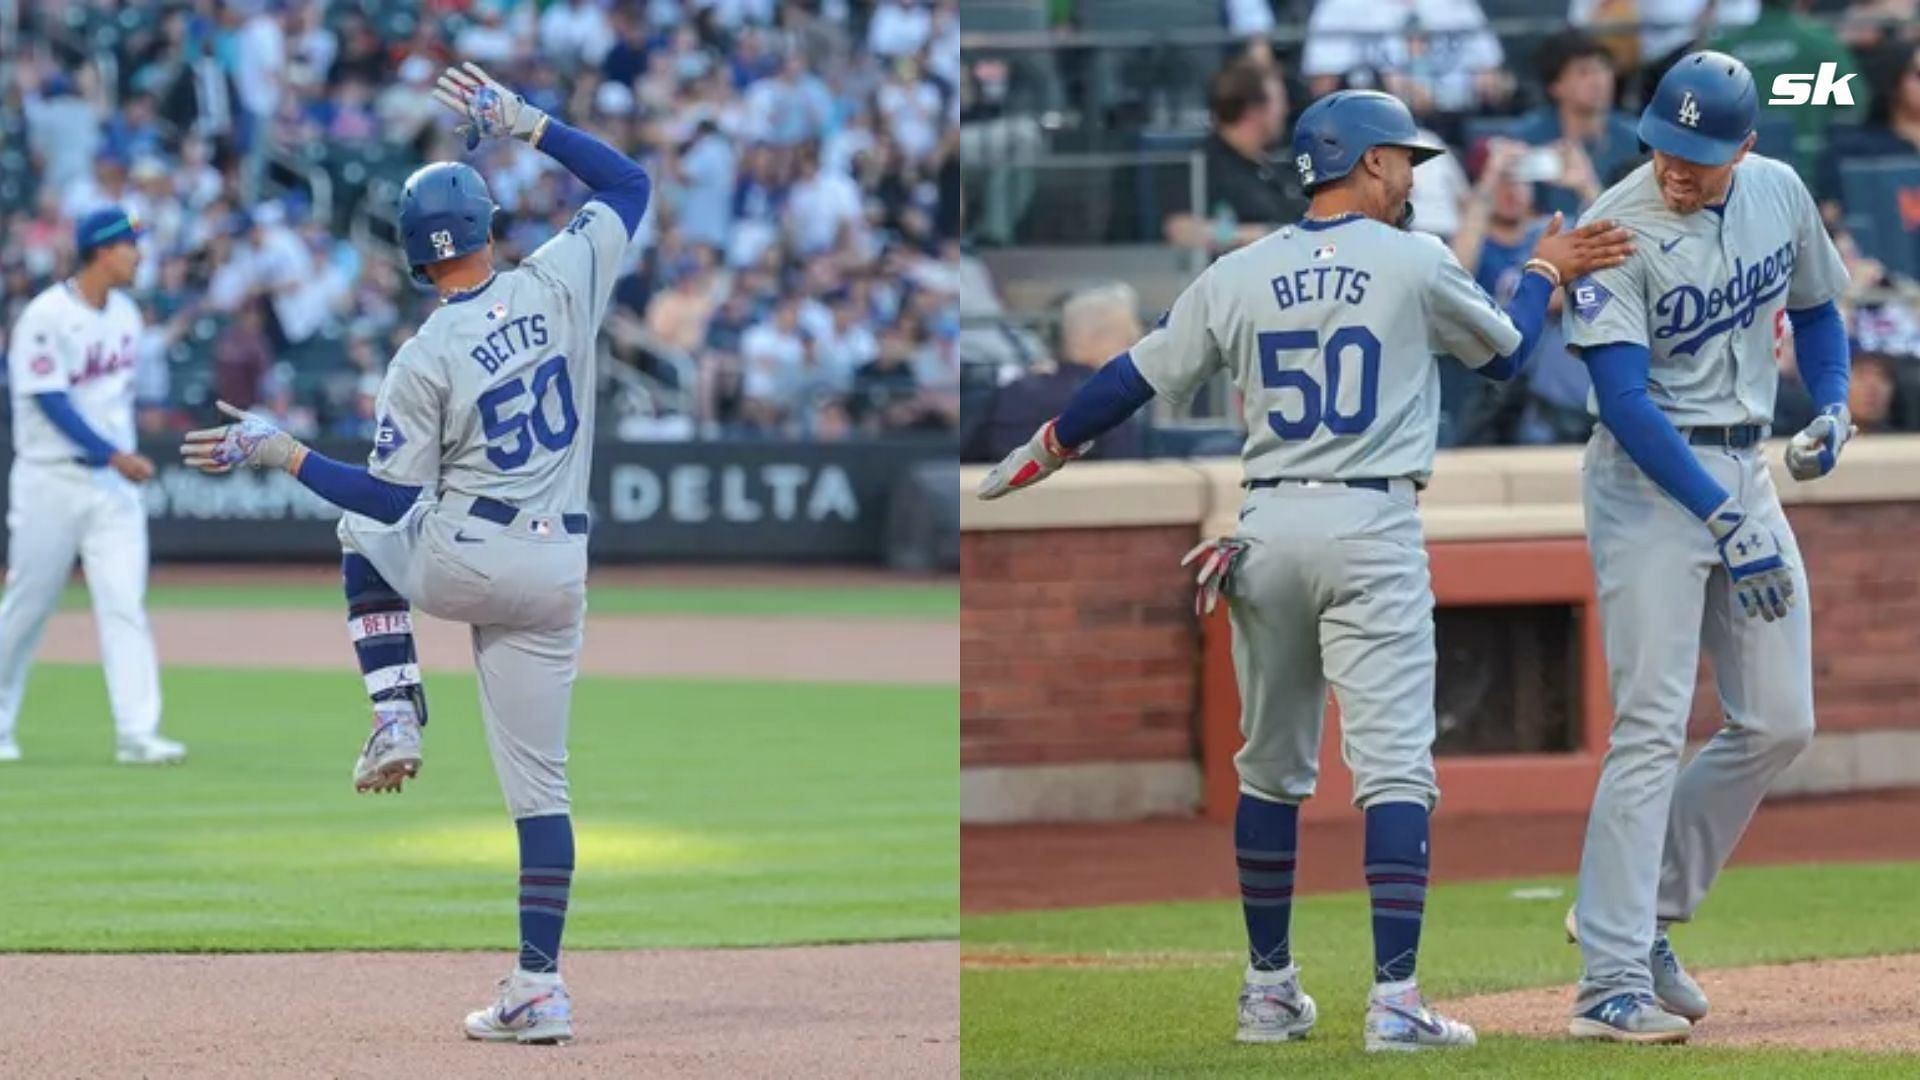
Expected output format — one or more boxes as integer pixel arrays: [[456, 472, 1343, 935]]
[[432, 62, 551, 150], [1706, 498, 1796, 622], [180, 400, 306, 474], [975, 419, 1088, 500], [1785, 403, 1854, 482]]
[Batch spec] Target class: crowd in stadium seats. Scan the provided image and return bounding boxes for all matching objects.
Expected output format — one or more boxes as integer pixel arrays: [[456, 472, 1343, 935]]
[[958, 0, 1920, 458], [0, 0, 961, 444]]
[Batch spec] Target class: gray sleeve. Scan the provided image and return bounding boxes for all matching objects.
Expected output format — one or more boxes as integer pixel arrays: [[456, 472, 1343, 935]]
[[1127, 269, 1224, 403], [522, 199, 630, 329], [1562, 255, 1648, 353], [1425, 245, 1522, 367], [367, 347, 444, 486], [1787, 176, 1849, 310]]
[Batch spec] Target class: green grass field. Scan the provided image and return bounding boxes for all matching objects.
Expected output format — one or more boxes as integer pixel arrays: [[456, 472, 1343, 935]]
[[63, 580, 959, 619], [963, 863, 1920, 1077], [0, 663, 956, 952]]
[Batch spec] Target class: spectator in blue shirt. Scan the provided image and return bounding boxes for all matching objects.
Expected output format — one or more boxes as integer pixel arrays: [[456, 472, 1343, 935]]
[[1508, 30, 1638, 221]]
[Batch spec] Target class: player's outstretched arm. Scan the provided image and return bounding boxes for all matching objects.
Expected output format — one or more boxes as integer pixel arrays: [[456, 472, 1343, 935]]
[[180, 401, 422, 524], [975, 352, 1156, 500], [1476, 213, 1635, 381], [434, 63, 651, 236], [1782, 300, 1855, 481]]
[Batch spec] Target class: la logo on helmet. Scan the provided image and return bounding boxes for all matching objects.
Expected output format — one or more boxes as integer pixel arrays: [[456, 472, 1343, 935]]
[[1677, 91, 1701, 129]]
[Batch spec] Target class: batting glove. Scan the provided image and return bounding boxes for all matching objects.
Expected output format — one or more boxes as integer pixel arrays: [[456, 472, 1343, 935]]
[[180, 400, 305, 474], [1706, 498, 1795, 622], [975, 419, 1088, 500], [432, 62, 551, 151], [1784, 403, 1855, 482], [1181, 536, 1250, 616]]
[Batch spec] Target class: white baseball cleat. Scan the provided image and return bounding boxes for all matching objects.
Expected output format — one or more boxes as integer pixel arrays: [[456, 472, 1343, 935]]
[[115, 735, 186, 765], [1236, 963, 1318, 1043], [1364, 979, 1477, 1052], [0, 738, 19, 763], [464, 968, 573, 1044], [353, 702, 423, 794]]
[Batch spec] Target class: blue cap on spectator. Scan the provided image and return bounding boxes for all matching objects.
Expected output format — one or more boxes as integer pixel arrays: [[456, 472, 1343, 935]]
[[75, 207, 144, 260]]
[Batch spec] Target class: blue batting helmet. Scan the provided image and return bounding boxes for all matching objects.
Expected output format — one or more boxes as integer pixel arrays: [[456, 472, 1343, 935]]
[[1290, 91, 1445, 192], [1638, 51, 1757, 167], [397, 162, 496, 285]]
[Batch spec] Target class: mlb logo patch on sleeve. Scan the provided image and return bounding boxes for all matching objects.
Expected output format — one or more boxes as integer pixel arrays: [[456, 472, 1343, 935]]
[[1571, 279, 1614, 323], [373, 415, 407, 460]]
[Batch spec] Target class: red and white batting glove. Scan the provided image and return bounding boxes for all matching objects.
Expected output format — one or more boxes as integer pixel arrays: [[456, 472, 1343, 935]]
[[975, 419, 1089, 500], [1181, 536, 1250, 616]]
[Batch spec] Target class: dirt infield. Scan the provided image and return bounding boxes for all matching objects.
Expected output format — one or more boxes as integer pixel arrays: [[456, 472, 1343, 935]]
[[0, 944, 958, 1078], [13, 567, 958, 1078], [962, 790, 1920, 913], [1446, 953, 1920, 1052]]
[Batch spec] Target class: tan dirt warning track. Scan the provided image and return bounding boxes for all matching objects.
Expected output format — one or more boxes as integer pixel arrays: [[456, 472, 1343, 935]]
[[0, 944, 959, 1078], [10, 569, 958, 1077], [1445, 953, 1920, 1053], [35, 608, 958, 684]]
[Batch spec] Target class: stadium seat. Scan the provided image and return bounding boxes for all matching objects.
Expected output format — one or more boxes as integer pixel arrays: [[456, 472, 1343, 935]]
[[1838, 157, 1920, 279]]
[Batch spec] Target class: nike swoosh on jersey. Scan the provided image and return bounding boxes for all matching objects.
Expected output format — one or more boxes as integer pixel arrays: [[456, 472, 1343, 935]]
[[1660, 237, 1683, 253], [453, 530, 483, 544]]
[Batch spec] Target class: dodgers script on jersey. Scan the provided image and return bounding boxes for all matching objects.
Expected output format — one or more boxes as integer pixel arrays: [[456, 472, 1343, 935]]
[[369, 202, 628, 512], [1128, 216, 1521, 482], [6, 283, 141, 462], [1563, 156, 1848, 426]]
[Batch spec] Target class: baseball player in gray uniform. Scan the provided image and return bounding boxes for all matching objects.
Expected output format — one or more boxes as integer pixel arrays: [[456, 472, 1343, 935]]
[[1559, 53, 1852, 1044], [181, 63, 650, 1046], [977, 91, 1631, 1052]]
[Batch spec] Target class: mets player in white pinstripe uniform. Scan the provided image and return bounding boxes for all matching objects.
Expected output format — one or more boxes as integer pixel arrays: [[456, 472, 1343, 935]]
[[0, 207, 183, 765], [1559, 52, 1853, 1044], [976, 90, 1633, 1052]]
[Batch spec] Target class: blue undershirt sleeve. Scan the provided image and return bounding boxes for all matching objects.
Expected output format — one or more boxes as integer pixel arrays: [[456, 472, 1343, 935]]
[[1053, 352, 1158, 447], [1476, 272, 1553, 382], [1787, 300, 1849, 412], [1584, 341, 1730, 520], [295, 450, 424, 525], [537, 120, 652, 235], [32, 391, 119, 465]]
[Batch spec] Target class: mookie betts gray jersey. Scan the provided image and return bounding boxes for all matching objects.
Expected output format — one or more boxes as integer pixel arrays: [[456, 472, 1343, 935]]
[[1563, 156, 1848, 426], [368, 201, 628, 512], [1129, 215, 1521, 483]]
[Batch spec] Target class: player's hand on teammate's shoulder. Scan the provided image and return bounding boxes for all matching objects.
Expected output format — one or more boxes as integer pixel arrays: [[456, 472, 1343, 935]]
[[975, 419, 1088, 500], [108, 451, 154, 484], [432, 62, 550, 150], [179, 400, 305, 475], [1528, 211, 1635, 286], [1785, 404, 1855, 482]]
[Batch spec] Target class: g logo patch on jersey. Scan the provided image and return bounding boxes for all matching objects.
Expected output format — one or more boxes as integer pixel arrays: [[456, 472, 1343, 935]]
[[430, 230, 455, 260], [373, 415, 407, 460], [1571, 278, 1614, 323]]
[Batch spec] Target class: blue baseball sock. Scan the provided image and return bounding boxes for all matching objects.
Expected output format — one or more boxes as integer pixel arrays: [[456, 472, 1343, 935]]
[[1364, 800, 1431, 984], [1235, 793, 1299, 972], [341, 553, 427, 725], [517, 814, 574, 974]]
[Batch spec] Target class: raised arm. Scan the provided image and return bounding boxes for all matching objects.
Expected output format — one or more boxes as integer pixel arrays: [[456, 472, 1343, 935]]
[[433, 63, 651, 235]]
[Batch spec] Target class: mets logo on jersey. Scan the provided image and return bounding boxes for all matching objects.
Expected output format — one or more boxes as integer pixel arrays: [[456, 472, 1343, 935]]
[[431, 229, 456, 259], [1653, 240, 1797, 356]]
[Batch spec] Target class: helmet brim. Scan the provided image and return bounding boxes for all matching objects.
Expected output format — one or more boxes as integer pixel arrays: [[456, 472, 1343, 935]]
[[1637, 112, 1743, 167]]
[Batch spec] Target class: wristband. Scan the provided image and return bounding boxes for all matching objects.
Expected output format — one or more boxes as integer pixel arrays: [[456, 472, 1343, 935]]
[[1523, 258, 1562, 288]]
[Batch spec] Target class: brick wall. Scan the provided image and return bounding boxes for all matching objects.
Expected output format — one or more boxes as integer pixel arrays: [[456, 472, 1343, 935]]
[[960, 526, 1200, 768], [967, 503, 1920, 774], [1687, 501, 1920, 739]]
